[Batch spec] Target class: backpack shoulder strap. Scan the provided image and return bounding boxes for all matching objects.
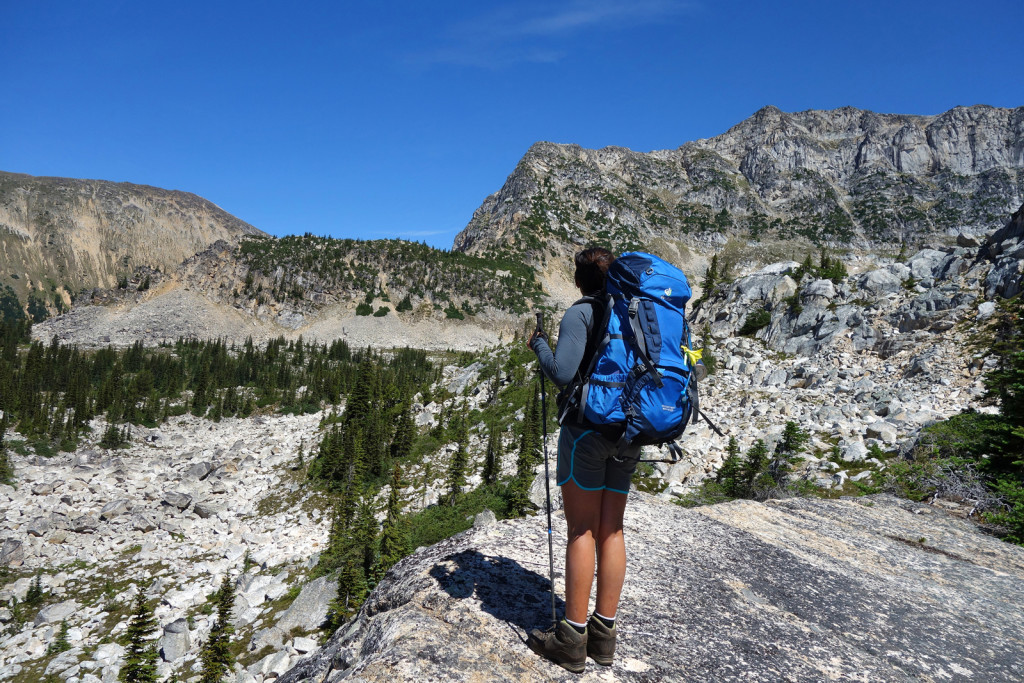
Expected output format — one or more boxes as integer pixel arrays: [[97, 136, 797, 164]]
[[571, 294, 610, 378]]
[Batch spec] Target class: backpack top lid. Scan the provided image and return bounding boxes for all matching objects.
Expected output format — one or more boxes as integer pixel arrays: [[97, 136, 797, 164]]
[[606, 252, 692, 312]]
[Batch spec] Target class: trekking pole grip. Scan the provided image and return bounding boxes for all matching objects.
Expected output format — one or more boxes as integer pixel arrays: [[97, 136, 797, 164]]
[[535, 312, 543, 333]]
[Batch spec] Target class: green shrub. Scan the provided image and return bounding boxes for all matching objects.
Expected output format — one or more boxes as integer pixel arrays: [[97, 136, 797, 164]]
[[355, 303, 373, 316], [373, 306, 389, 317], [406, 485, 508, 550], [738, 307, 771, 336]]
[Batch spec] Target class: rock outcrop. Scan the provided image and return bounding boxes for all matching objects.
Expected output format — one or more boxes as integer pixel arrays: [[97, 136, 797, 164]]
[[980, 202, 1024, 298], [280, 493, 1024, 682], [0, 170, 265, 314]]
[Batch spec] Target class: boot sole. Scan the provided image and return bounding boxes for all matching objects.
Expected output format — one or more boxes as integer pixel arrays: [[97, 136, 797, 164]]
[[589, 653, 614, 666], [558, 661, 586, 674], [527, 637, 586, 674]]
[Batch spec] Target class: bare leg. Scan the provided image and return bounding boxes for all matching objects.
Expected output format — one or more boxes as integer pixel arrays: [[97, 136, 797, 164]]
[[595, 489, 629, 618], [561, 480, 602, 624]]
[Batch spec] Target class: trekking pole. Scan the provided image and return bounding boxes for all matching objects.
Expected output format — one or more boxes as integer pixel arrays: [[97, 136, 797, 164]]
[[536, 312, 557, 629]]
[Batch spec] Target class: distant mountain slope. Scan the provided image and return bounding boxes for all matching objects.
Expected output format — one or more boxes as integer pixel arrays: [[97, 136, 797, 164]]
[[0, 170, 265, 317], [454, 105, 1024, 266]]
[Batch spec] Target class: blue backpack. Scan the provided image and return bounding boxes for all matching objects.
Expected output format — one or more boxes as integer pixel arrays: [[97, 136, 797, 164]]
[[558, 252, 707, 458]]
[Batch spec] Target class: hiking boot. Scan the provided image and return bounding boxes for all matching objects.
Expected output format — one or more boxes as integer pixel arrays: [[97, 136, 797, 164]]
[[586, 615, 616, 666], [527, 619, 587, 673]]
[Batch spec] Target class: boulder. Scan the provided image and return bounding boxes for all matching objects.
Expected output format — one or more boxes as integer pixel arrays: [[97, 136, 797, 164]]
[[528, 470, 562, 513], [185, 462, 213, 479], [158, 619, 191, 662], [803, 278, 836, 300], [131, 514, 158, 532], [858, 268, 902, 296], [26, 517, 51, 537], [0, 539, 24, 566], [99, 499, 130, 521], [162, 492, 193, 510], [275, 576, 338, 632], [34, 599, 79, 626], [193, 502, 218, 519], [71, 516, 99, 533], [31, 482, 56, 495], [473, 510, 497, 529], [292, 636, 318, 654], [907, 249, 948, 280]]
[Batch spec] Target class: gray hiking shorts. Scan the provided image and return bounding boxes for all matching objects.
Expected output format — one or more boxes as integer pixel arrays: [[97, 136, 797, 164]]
[[556, 423, 641, 494]]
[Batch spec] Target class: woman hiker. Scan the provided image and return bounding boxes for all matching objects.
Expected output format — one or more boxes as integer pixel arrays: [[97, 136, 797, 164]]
[[525, 246, 640, 673]]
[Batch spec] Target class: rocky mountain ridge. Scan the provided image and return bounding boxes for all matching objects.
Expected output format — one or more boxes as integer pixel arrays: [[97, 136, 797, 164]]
[[453, 104, 1024, 299], [0, 171, 264, 317]]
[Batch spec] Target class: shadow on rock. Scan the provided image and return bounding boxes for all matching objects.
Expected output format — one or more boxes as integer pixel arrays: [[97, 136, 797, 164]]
[[429, 549, 564, 633]]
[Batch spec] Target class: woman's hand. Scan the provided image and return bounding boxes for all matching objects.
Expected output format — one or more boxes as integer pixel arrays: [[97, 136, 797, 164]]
[[528, 328, 548, 351]]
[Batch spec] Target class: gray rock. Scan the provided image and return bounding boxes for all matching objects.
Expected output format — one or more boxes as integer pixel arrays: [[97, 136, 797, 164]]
[[275, 576, 338, 632], [803, 278, 836, 299], [277, 493, 1024, 683], [31, 482, 56, 495], [185, 462, 213, 479], [250, 626, 285, 652], [956, 231, 982, 247], [977, 301, 997, 320], [26, 517, 50, 537], [34, 599, 79, 626], [71, 515, 99, 533], [193, 502, 218, 519], [528, 470, 562, 513], [293, 636, 318, 654], [99, 499, 130, 520], [162, 491, 193, 510], [907, 249, 948, 280], [158, 619, 190, 662], [0, 539, 24, 566], [473, 510, 497, 529], [858, 268, 903, 296], [841, 441, 869, 462], [866, 422, 898, 444], [164, 617, 189, 634], [131, 514, 158, 532]]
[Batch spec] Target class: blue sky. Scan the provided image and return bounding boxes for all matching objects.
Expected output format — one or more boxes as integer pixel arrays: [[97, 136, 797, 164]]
[[2, 1, 1021, 249]]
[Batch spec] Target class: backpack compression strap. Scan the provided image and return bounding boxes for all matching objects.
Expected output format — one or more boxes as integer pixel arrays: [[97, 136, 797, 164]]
[[626, 297, 664, 390]]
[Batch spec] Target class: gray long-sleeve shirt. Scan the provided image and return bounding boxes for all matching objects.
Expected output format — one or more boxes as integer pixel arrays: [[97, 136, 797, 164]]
[[533, 300, 598, 388]]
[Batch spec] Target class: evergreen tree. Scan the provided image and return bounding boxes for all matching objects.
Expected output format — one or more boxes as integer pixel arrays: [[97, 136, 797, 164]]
[[701, 254, 719, 296], [778, 421, 809, 460], [740, 439, 770, 498], [446, 413, 469, 504], [25, 572, 45, 606], [715, 436, 743, 498], [118, 593, 159, 683], [374, 465, 408, 580], [199, 574, 236, 683], [482, 419, 501, 486], [354, 494, 379, 581], [389, 402, 415, 462], [508, 390, 542, 515], [46, 620, 71, 655], [0, 413, 12, 485]]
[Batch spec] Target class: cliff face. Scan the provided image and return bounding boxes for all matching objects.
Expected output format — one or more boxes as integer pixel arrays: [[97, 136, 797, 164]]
[[0, 171, 264, 313], [453, 105, 1024, 274], [280, 493, 1024, 682]]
